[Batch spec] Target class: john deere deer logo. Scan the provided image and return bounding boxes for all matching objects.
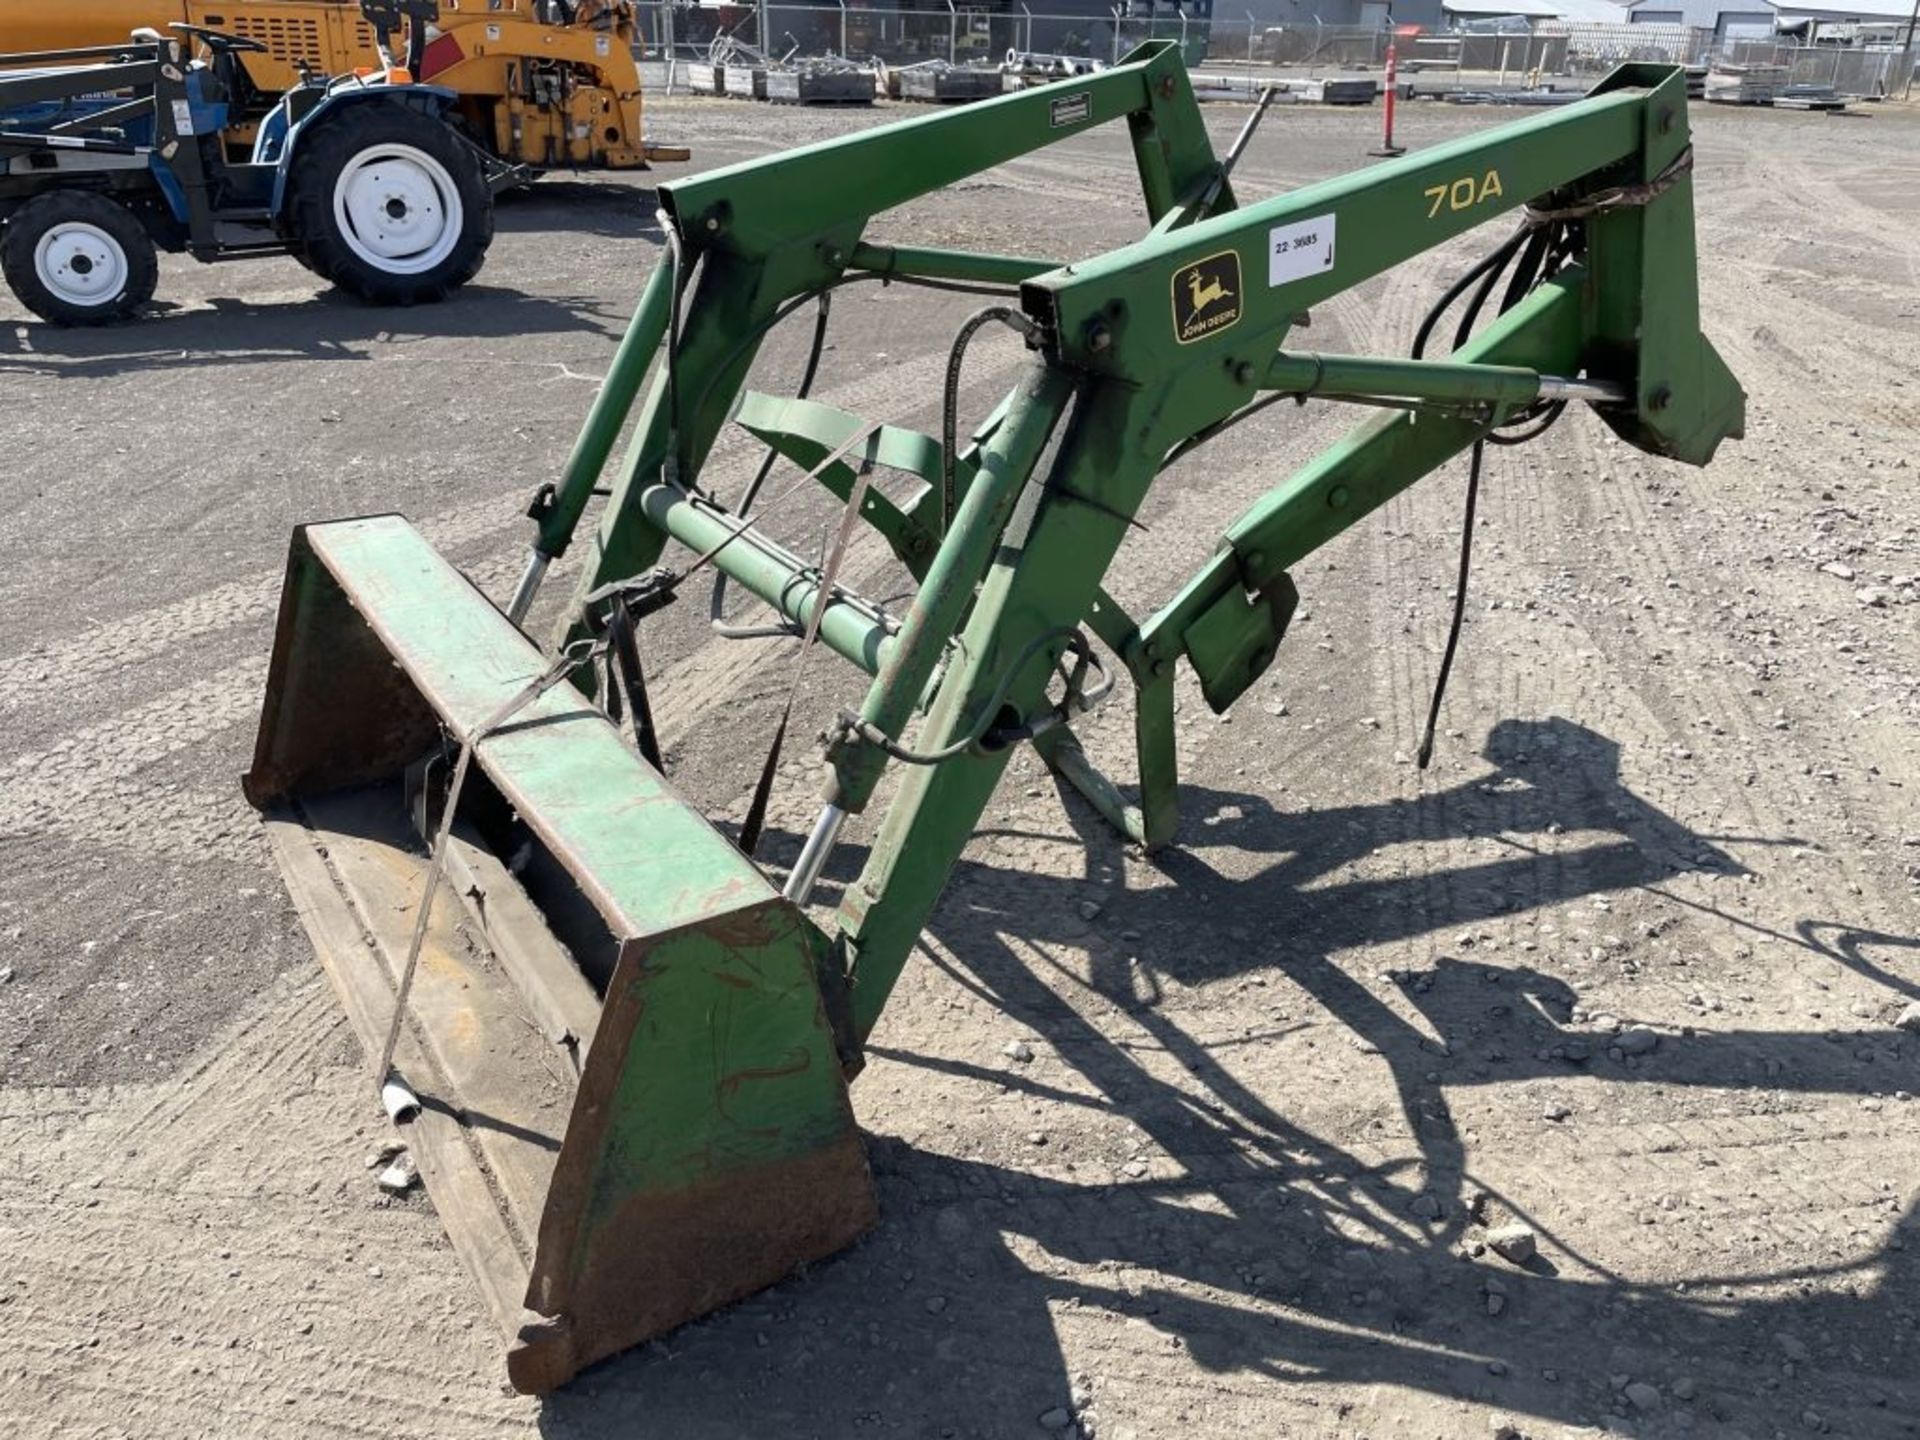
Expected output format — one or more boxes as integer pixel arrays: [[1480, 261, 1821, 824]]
[[1187, 269, 1234, 313], [1172, 250, 1242, 344]]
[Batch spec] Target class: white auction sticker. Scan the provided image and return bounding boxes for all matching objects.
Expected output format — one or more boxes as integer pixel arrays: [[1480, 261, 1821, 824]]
[[1268, 214, 1335, 286], [171, 99, 196, 136]]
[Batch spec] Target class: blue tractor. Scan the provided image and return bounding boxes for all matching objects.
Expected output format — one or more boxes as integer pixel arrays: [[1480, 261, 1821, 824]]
[[0, 0, 495, 324]]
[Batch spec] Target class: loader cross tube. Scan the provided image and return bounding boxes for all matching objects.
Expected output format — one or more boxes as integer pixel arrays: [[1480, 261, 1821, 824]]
[[246, 47, 1741, 1394]]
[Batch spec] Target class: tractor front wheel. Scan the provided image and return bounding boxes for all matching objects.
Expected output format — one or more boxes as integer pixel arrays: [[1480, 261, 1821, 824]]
[[0, 191, 159, 326], [284, 103, 491, 306]]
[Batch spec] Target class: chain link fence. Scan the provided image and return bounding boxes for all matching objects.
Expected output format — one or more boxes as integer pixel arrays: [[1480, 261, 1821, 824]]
[[624, 3, 1916, 98], [1713, 39, 1912, 95], [1538, 21, 1704, 72], [631, 1, 1210, 69]]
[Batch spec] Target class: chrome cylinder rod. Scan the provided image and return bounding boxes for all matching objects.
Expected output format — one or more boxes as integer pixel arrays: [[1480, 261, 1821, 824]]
[[506, 549, 550, 625], [783, 803, 847, 905], [1535, 375, 1630, 404]]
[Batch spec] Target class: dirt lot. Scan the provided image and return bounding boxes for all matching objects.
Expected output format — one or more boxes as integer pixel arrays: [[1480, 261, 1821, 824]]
[[2, 90, 1918, 1440]]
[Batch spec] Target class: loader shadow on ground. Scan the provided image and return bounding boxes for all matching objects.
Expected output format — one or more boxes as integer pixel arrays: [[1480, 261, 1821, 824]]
[[538, 717, 1919, 1437], [0, 286, 629, 379]]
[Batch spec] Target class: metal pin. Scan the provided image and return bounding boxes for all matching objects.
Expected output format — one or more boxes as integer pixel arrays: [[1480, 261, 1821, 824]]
[[1536, 375, 1630, 405]]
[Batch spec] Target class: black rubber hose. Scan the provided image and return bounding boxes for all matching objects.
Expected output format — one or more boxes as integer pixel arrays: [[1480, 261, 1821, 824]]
[[1412, 218, 1576, 770], [679, 270, 1021, 463], [1488, 400, 1567, 446], [1410, 223, 1529, 361], [1498, 221, 1553, 317], [1451, 227, 1522, 354], [1417, 439, 1484, 770], [941, 306, 1036, 536]]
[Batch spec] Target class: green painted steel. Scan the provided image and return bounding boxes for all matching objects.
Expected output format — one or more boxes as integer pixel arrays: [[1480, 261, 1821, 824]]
[[250, 515, 787, 936], [734, 391, 953, 577], [844, 242, 1060, 287], [248, 46, 1747, 1389], [1145, 278, 1582, 655], [514, 44, 1739, 1062], [655, 47, 1215, 253], [248, 514, 874, 1393], [635, 478, 903, 676], [548, 42, 1221, 651], [839, 371, 1177, 1034], [828, 366, 1076, 815], [1263, 350, 1549, 407], [534, 260, 673, 559], [1027, 92, 1643, 380]]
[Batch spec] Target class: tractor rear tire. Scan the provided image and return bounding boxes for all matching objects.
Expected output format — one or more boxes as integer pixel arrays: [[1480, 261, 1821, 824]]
[[283, 103, 491, 306], [0, 191, 158, 326]]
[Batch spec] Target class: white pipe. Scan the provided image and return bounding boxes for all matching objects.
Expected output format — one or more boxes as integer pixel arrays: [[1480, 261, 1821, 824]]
[[380, 1077, 421, 1123]]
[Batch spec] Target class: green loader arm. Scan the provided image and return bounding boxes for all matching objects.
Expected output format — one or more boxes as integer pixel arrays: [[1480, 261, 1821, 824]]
[[246, 44, 1742, 1393]]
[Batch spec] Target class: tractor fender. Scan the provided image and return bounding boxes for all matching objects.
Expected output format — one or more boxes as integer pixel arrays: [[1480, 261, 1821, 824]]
[[267, 83, 460, 218]]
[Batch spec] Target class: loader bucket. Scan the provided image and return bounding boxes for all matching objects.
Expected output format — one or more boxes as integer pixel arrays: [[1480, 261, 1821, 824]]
[[244, 514, 877, 1394]]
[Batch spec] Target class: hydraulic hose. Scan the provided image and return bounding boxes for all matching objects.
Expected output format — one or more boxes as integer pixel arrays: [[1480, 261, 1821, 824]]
[[1409, 213, 1582, 768], [941, 306, 1041, 536]]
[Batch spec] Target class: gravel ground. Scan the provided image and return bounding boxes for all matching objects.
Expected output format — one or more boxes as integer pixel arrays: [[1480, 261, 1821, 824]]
[[1, 91, 1917, 1440]]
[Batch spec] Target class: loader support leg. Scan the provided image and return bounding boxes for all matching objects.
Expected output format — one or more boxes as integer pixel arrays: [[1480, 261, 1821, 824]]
[[1032, 666, 1180, 850], [1029, 588, 1181, 850]]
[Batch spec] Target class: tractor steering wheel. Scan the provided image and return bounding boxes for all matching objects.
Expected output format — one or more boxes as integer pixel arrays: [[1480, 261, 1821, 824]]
[[167, 22, 271, 54]]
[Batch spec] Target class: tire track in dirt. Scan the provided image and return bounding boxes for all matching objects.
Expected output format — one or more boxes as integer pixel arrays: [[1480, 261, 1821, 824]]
[[0, 333, 1000, 727], [1550, 419, 1788, 860], [83, 949, 335, 1160], [1767, 145, 1920, 291], [0, 973, 536, 1438], [0, 546, 549, 869], [0, 332, 1035, 868], [0, 664, 266, 863], [1572, 262, 1920, 932], [0, 488, 520, 716], [991, 155, 1148, 213]]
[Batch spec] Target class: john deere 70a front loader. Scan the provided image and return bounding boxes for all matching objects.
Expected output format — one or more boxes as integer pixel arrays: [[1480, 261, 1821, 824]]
[[245, 46, 1742, 1392]]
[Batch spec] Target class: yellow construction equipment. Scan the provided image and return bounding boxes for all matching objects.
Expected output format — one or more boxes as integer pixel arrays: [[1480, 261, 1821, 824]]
[[0, 0, 685, 171]]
